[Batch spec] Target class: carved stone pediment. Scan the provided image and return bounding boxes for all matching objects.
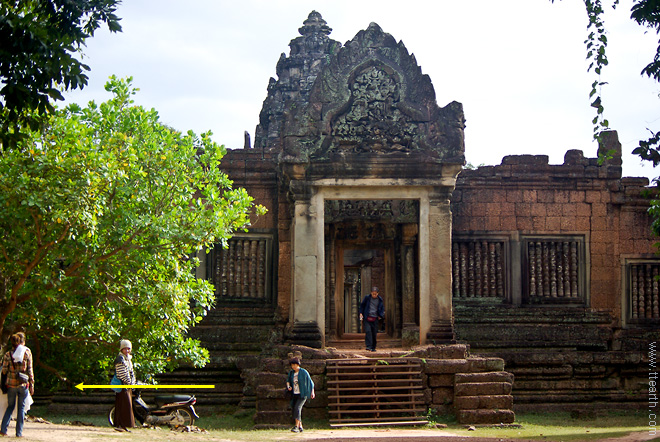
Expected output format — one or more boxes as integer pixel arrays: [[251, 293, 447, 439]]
[[280, 22, 465, 167]]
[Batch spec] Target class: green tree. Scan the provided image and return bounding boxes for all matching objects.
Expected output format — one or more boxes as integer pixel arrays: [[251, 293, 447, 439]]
[[0, 0, 122, 146], [0, 76, 264, 389], [575, 0, 659, 159]]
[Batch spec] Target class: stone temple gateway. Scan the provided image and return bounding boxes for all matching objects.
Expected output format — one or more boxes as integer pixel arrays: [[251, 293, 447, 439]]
[[183, 11, 657, 424], [277, 17, 466, 348]]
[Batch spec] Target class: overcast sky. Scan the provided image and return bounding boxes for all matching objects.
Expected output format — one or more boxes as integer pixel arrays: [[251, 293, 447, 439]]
[[64, 0, 660, 180]]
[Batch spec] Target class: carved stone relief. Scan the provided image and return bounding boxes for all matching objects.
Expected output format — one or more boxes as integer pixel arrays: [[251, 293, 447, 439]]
[[325, 199, 419, 224], [331, 66, 417, 153]]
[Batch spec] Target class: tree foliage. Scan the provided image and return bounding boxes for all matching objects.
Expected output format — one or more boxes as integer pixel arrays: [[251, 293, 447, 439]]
[[0, 0, 122, 146], [0, 76, 264, 389], [574, 0, 660, 164]]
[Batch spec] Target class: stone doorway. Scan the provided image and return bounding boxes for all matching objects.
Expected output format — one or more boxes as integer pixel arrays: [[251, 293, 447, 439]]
[[327, 221, 405, 345], [339, 247, 391, 337]]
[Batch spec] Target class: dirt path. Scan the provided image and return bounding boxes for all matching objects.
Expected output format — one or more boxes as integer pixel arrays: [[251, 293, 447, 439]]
[[9, 422, 659, 442]]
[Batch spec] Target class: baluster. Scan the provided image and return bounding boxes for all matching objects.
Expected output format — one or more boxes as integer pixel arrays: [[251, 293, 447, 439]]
[[452, 243, 460, 298], [529, 242, 537, 297], [653, 265, 659, 319], [556, 242, 563, 297], [535, 242, 543, 297], [557, 242, 565, 297], [570, 242, 578, 297], [550, 242, 557, 297], [234, 240, 241, 297], [534, 242, 543, 297], [220, 247, 228, 297], [475, 241, 482, 297], [639, 265, 646, 318], [630, 266, 637, 318], [460, 242, 468, 298], [212, 247, 220, 296], [496, 242, 504, 297], [488, 242, 496, 297], [257, 240, 266, 299], [228, 241, 236, 297], [541, 242, 550, 297], [645, 264, 652, 319], [243, 240, 250, 297], [249, 240, 258, 297], [468, 242, 475, 297]]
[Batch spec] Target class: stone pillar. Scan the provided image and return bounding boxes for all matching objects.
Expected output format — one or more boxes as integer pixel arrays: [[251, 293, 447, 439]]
[[401, 224, 419, 347], [286, 192, 323, 347], [424, 189, 455, 344]]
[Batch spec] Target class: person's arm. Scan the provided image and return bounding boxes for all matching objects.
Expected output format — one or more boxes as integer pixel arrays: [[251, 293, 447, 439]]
[[286, 371, 292, 391], [26, 349, 34, 395], [308, 370, 315, 399], [1, 352, 7, 375]]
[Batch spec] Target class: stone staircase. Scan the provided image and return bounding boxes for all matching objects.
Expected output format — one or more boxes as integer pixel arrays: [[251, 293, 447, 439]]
[[326, 334, 402, 350], [454, 304, 649, 411], [453, 371, 515, 424]]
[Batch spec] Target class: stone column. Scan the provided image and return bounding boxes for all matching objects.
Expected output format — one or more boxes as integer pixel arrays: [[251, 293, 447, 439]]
[[401, 224, 419, 348], [286, 191, 323, 347], [424, 189, 455, 344]]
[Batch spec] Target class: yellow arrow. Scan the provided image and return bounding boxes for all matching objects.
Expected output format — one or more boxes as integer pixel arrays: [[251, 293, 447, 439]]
[[75, 383, 215, 391]]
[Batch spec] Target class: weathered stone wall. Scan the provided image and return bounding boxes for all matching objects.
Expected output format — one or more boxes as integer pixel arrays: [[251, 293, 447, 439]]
[[451, 132, 655, 411], [452, 133, 654, 317]]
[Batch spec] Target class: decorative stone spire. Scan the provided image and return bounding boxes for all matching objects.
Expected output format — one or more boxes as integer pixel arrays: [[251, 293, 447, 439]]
[[298, 10, 332, 38], [253, 11, 341, 151]]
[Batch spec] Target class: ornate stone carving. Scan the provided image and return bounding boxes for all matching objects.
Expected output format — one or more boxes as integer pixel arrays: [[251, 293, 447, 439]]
[[333, 223, 397, 242], [253, 11, 341, 151], [331, 66, 417, 153], [280, 21, 465, 165], [324, 200, 419, 223]]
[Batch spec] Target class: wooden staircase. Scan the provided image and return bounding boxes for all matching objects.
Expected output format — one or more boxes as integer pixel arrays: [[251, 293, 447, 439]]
[[326, 358, 429, 427]]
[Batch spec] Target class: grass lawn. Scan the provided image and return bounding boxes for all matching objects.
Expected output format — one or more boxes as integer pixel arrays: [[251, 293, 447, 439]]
[[443, 410, 651, 440], [27, 406, 652, 441]]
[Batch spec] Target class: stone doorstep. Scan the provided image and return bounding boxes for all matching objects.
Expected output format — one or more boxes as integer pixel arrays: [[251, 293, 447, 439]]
[[453, 395, 514, 410], [454, 382, 513, 397], [428, 374, 454, 387], [424, 358, 505, 374], [456, 409, 516, 425], [454, 371, 514, 384]]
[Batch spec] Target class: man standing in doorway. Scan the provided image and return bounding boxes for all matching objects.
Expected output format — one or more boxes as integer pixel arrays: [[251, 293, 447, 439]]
[[359, 287, 385, 352]]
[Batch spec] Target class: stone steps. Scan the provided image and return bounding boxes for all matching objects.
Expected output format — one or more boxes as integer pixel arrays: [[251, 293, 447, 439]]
[[326, 336, 402, 350], [453, 372, 515, 425], [464, 347, 649, 411]]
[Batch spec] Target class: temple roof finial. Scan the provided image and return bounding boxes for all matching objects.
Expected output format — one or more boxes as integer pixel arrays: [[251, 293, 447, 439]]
[[299, 10, 332, 37]]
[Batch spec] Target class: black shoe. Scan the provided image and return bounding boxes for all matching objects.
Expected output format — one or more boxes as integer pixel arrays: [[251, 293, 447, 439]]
[[299, 427, 304, 432], [291, 427, 300, 433], [370, 349, 377, 352]]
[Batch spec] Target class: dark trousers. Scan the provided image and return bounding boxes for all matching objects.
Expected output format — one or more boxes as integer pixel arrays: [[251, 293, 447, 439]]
[[364, 319, 378, 350], [291, 394, 307, 421]]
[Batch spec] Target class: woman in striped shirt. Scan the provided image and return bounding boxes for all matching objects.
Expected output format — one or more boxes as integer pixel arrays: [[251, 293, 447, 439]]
[[114, 339, 136, 432]]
